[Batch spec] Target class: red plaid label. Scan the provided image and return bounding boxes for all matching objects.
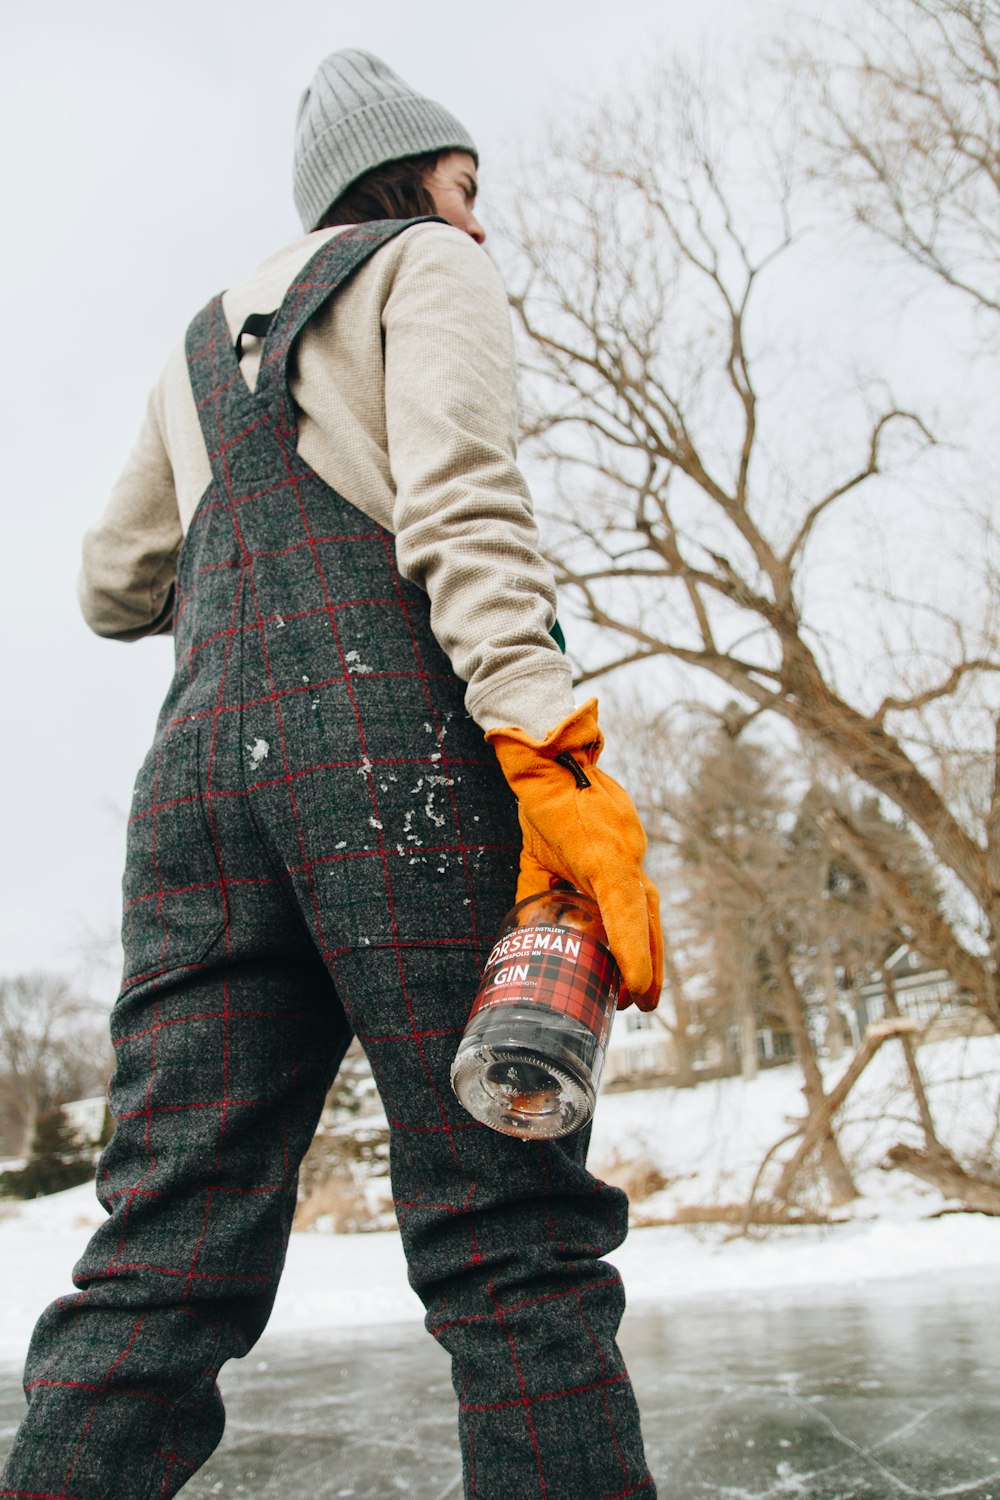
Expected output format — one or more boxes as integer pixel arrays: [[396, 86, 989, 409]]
[[469, 922, 620, 1046]]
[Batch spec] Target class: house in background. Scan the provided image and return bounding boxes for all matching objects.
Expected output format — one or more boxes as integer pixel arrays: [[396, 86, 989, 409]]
[[854, 942, 973, 1033], [62, 1096, 108, 1148], [603, 1007, 677, 1085], [603, 1000, 795, 1087]]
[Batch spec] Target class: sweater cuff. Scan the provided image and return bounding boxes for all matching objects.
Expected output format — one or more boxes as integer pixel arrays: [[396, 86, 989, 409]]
[[469, 660, 577, 741]]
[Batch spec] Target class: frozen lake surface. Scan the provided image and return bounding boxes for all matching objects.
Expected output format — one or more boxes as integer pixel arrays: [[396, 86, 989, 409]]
[[4, 1266, 998, 1498]]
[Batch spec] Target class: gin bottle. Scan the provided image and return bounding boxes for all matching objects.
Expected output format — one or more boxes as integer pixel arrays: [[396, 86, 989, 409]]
[[450, 885, 620, 1140]]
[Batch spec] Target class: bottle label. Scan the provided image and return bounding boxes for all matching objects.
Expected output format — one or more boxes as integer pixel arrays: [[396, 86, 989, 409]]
[[470, 922, 620, 1046]]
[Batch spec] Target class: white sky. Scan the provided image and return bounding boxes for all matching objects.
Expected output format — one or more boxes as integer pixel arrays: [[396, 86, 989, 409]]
[[1, 0, 837, 985]]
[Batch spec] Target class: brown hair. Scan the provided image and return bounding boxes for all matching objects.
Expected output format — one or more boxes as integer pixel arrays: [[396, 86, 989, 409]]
[[317, 151, 442, 228]]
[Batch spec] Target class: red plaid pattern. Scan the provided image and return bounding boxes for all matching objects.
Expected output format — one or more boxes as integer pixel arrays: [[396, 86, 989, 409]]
[[0, 221, 656, 1500], [472, 927, 619, 1048]]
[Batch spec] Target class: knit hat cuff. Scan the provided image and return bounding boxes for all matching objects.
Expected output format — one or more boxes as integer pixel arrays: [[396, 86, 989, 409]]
[[294, 94, 478, 231]]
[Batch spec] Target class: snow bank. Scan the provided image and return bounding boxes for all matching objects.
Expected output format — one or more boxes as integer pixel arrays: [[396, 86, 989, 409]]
[[2, 1035, 998, 1364], [589, 1031, 1000, 1221], [2, 1181, 998, 1367]]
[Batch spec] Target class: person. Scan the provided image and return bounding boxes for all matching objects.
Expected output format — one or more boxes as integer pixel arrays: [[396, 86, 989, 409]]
[[0, 48, 663, 1500]]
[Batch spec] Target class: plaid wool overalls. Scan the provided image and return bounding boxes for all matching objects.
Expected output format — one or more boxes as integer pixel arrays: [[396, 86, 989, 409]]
[[1, 222, 656, 1500]]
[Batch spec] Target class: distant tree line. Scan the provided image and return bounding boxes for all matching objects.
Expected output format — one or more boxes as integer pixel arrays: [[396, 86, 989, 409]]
[[0, 972, 111, 1161]]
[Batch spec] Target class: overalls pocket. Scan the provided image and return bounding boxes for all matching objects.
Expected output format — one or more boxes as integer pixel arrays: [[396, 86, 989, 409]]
[[119, 723, 228, 990]]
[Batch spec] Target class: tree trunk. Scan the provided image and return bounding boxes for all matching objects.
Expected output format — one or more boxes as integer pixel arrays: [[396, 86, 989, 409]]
[[885, 1145, 1000, 1215], [8, 1076, 42, 1159], [882, 965, 943, 1152], [786, 652, 991, 918], [817, 860, 844, 1061], [765, 932, 858, 1206], [820, 940, 844, 1061], [819, 808, 1000, 1028], [661, 925, 697, 1087], [740, 982, 759, 1082]]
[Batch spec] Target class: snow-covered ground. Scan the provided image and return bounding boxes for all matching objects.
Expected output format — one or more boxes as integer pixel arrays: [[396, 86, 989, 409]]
[[3, 1034, 998, 1365], [590, 1029, 1000, 1221]]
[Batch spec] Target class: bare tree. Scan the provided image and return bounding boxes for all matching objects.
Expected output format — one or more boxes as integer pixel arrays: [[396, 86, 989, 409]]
[[628, 714, 863, 1205], [500, 38, 1000, 1025], [0, 973, 109, 1157], [790, 0, 1000, 323], [672, 720, 791, 1084], [614, 703, 1000, 1218]]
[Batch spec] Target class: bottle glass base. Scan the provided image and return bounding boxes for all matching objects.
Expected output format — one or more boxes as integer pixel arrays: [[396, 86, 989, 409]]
[[451, 1006, 600, 1139]]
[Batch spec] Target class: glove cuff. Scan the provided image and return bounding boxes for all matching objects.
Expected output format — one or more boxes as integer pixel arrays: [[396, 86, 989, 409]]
[[485, 697, 603, 763]]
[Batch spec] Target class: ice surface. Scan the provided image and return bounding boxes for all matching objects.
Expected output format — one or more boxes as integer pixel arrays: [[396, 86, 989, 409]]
[[4, 1048, 1000, 1494], [5, 1274, 997, 1498]]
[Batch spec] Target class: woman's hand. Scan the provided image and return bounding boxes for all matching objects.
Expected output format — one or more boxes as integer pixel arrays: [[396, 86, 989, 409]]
[[486, 700, 664, 1011]]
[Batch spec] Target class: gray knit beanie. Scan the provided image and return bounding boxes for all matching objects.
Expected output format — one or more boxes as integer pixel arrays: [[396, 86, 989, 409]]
[[293, 48, 478, 232]]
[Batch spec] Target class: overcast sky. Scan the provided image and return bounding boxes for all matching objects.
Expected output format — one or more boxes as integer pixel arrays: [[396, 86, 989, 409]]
[[0, 0, 839, 985]]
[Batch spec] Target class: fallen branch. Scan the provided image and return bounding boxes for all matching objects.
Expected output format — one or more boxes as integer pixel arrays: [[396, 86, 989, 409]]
[[773, 1018, 919, 1205], [633, 1203, 846, 1228], [883, 1144, 1000, 1216]]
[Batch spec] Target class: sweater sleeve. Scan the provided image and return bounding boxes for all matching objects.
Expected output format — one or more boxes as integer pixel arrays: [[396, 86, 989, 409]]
[[78, 387, 182, 640], [382, 224, 575, 737]]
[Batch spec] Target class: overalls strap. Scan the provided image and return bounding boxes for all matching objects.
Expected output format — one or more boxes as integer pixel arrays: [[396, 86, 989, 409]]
[[183, 216, 441, 484], [253, 217, 441, 438]]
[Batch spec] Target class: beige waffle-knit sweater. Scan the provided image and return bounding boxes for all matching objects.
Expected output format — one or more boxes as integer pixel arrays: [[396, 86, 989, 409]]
[[78, 221, 575, 737]]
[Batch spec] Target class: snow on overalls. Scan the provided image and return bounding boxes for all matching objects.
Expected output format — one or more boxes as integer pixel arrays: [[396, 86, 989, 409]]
[[1, 223, 656, 1500]]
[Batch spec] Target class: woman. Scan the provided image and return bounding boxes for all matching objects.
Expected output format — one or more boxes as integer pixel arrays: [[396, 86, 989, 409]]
[[1, 49, 662, 1500]]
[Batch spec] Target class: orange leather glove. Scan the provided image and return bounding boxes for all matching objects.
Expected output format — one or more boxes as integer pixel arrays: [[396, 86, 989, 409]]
[[486, 699, 663, 1011]]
